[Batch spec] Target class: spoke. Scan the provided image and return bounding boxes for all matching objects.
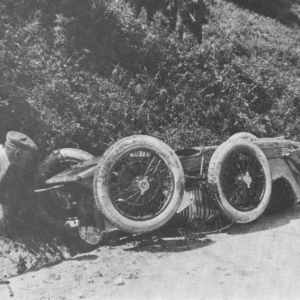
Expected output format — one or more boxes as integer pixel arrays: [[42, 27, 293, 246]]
[[139, 203, 145, 218], [149, 169, 170, 182], [245, 155, 250, 171], [121, 189, 141, 203], [245, 188, 250, 206], [147, 158, 163, 177], [112, 185, 136, 201], [121, 160, 139, 177], [236, 185, 248, 205], [251, 181, 265, 190], [248, 160, 261, 174], [234, 189, 241, 205], [126, 193, 142, 215], [115, 199, 129, 207], [226, 189, 234, 203], [115, 190, 140, 208], [222, 174, 237, 183], [243, 158, 249, 171], [250, 168, 264, 178], [230, 188, 239, 205], [230, 184, 246, 205], [249, 157, 257, 170], [228, 190, 237, 204], [138, 159, 143, 175], [223, 182, 238, 192], [239, 154, 246, 171], [143, 155, 156, 177], [236, 160, 245, 174], [229, 162, 240, 175], [129, 163, 140, 177]]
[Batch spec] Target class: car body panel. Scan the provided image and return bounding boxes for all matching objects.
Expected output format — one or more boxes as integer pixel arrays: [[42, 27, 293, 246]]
[[41, 135, 300, 230], [45, 137, 300, 205], [46, 157, 100, 188]]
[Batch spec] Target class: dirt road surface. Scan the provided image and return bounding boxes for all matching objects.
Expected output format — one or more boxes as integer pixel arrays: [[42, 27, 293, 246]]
[[2, 205, 300, 300]]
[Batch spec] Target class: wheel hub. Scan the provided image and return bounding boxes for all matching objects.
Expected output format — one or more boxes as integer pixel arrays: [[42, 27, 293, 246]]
[[132, 176, 150, 195], [236, 171, 252, 188]]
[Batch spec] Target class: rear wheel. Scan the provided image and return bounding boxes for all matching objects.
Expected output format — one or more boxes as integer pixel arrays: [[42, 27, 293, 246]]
[[208, 139, 272, 223], [35, 149, 94, 233], [93, 135, 185, 233]]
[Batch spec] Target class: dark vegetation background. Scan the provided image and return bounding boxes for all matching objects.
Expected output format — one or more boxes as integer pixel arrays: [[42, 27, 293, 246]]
[[1, 0, 300, 157]]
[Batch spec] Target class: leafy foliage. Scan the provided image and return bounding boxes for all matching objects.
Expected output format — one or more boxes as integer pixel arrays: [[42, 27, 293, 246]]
[[0, 0, 300, 156], [225, 0, 300, 26]]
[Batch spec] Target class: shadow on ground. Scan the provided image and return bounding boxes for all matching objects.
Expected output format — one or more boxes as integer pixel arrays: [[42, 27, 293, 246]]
[[114, 203, 300, 253], [101, 219, 234, 253], [2, 204, 300, 279], [228, 204, 300, 235]]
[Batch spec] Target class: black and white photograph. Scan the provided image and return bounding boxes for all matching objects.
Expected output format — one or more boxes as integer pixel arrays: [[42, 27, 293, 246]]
[[1, 0, 300, 299]]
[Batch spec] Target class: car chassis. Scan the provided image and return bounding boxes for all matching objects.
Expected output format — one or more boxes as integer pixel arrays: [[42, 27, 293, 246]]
[[34, 133, 300, 244]]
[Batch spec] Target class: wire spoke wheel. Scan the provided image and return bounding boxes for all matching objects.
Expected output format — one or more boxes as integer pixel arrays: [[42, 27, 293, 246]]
[[208, 139, 272, 223], [108, 149, 174, 221], [93, 135, 184, 233], [221, 149, 266, 211]]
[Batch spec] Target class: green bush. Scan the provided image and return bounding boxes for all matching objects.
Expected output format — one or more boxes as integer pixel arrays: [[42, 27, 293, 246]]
[[225, 0, 300, 26], [0, 0, 300, 156]]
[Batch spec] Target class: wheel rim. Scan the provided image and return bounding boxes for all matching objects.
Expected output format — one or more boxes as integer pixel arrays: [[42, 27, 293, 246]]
[[108, 148, 175, 221], [220, 149, 266, 212]]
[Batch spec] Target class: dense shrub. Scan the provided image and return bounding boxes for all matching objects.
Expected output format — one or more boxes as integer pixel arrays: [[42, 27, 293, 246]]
[[225, 0, 300, 26], [0, 0, 300, 156]]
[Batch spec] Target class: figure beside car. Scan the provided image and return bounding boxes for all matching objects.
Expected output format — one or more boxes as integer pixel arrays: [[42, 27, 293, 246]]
[[0, 131, 38, 234]]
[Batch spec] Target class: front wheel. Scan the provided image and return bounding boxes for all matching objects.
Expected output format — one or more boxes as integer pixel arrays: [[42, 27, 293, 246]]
[[93, 135, 185, 233], [208, 139, 272, 223]]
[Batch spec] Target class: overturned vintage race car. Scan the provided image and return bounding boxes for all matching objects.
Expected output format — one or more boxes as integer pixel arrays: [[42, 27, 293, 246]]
[[34, 133, 300, 244]]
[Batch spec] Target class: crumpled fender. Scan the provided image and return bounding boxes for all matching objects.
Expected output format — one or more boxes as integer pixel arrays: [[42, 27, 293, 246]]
[[35, 148, 96, 188]]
